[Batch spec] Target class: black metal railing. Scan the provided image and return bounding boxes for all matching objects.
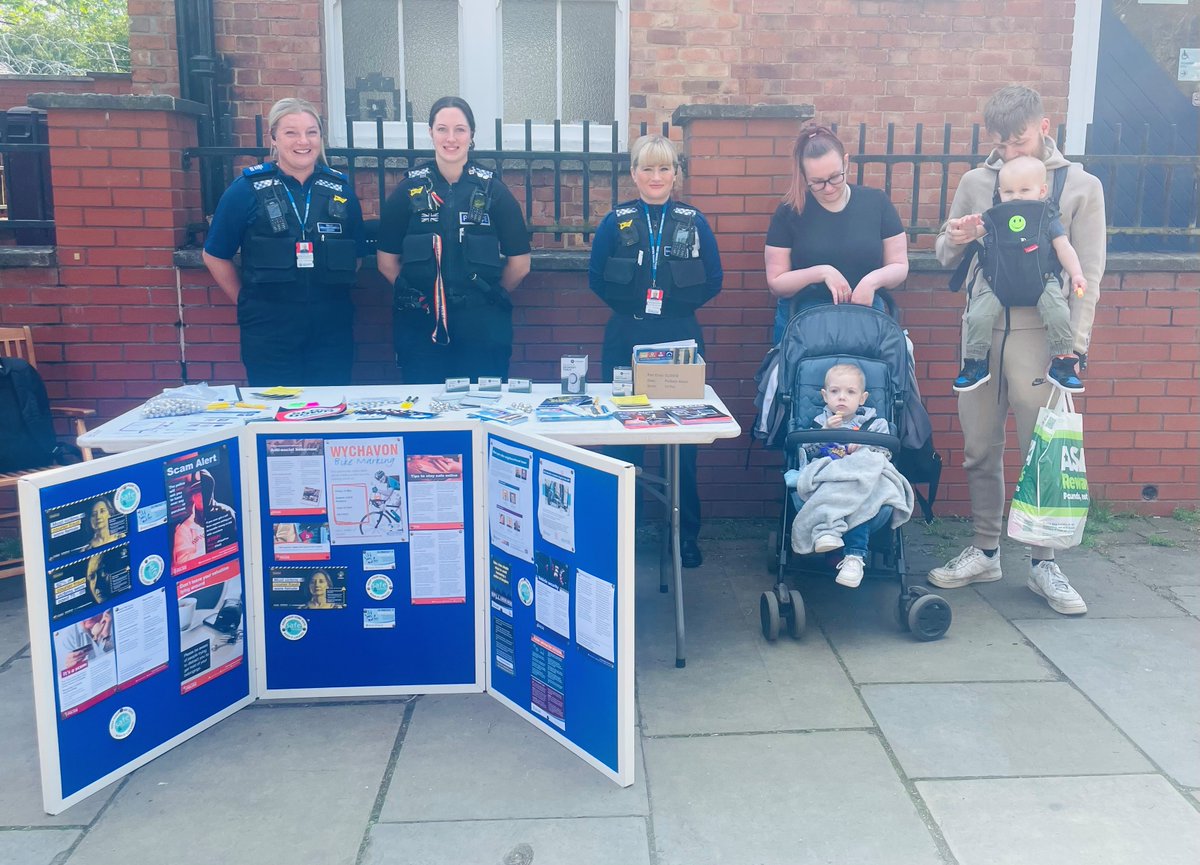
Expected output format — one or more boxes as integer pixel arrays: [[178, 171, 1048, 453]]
[[0, 107, 55, 245]]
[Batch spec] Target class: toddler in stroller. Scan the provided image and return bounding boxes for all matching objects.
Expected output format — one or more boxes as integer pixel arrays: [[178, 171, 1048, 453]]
[[761, 304, 952, 641]]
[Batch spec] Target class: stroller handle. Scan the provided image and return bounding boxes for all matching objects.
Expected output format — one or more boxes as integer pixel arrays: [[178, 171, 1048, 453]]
[[784, 428, 901, 457]]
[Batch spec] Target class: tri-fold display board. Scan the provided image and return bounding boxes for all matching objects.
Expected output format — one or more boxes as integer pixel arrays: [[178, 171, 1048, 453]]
[[20, 420, 635, 814]]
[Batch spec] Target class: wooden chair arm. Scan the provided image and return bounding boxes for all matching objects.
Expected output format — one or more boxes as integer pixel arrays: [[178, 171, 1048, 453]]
[[51, 406, 97, 418]]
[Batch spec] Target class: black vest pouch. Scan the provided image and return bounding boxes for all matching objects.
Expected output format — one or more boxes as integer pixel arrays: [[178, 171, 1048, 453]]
[[462, 233, 503, 281], [601, 256, 639, 304], [315, 236, 359, 287], [399, 232, 437, 294], [668, 256, 708, 305], [243, 236, 297, 285]]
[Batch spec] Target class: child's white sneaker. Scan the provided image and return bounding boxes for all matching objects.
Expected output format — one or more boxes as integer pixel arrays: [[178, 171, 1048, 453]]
[[814, 534, 844, 553], [835, 554, 865, 588]]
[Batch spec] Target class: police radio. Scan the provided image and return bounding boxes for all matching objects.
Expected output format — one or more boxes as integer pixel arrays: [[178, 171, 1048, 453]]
[[468, 189, 488, 224], [669, 221, 697, 258], [265, 194, 289, 234]]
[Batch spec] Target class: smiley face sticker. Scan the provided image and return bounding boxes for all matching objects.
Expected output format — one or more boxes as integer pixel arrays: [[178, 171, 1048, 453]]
[[1008, 214, 1027, 233]]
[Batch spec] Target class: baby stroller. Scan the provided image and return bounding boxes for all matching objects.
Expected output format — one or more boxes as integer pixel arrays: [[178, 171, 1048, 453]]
[[761, 303, 952, 642]]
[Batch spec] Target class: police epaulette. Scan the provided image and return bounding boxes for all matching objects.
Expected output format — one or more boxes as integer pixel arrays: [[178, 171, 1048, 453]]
[[467, 165, 494, 181], [242, 162, 276, 178], [613, 205, 638, 218], [407, 166, 432, 180], [318, 163, 348, 181], [672, 205, 697, 220]]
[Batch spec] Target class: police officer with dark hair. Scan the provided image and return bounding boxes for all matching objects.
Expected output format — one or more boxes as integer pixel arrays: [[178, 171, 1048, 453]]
[[588, 133, 724, 567], [203, 97, 365, 386], [377, 96, 532, 383]]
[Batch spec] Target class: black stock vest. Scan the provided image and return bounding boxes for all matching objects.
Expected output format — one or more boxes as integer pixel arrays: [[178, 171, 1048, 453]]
[[599, 199, 709, 317], [239, 162, 359, 296], [396, 162, 505, 306]]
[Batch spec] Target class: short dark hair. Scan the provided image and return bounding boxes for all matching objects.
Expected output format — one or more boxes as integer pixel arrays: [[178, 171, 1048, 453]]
[[428, 96, 476, 134], [983, 85, 1044, 141]]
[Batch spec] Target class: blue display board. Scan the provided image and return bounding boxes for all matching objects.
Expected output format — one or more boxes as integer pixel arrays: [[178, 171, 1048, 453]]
[[483, 430, 636, 785], [250, 424, 481, 695], [21, 432, 252, 813]]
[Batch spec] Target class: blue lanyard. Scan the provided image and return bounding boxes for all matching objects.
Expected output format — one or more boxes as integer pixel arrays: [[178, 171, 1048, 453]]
[[281, 182, 313, 240], [643, 202, 667, 288]]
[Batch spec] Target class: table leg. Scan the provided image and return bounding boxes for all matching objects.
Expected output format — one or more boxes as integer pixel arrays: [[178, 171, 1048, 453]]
[[658, 446, 671, 594], [666, 444, 686, 668]]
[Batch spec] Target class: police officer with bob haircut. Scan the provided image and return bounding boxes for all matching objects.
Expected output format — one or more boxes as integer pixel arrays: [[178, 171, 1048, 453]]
[[203, 97, 365, 386], [377, 96, 532, 383], [588, 133, 724, 567]]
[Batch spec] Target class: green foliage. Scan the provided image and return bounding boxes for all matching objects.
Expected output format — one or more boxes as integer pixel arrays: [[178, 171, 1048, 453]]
[[0, 0, 129, 74], [1146, 534, 1177, 549], [1173, 507, 1200, 524]]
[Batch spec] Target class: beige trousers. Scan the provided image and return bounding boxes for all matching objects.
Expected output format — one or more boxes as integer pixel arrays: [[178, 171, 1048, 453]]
[[958, 320, 1059, 561]]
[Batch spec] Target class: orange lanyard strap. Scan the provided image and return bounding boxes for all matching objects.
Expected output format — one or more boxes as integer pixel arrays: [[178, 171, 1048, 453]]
[[430, 234, 450, 345]]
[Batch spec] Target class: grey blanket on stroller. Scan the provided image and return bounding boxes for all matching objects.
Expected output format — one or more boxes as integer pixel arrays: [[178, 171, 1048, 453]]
[[790, 450, 915, 554]]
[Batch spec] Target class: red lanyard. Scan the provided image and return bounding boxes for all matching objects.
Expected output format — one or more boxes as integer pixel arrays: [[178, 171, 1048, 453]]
[[430, 234, 450, 345]]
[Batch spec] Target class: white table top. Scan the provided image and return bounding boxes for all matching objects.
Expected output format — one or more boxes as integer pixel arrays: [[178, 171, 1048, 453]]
[[80, 383, 743, 453]]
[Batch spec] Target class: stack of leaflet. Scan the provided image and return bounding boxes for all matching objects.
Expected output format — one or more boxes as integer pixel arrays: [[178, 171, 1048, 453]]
[[535, 395, 615, 422], [632, 339, 700, 366]]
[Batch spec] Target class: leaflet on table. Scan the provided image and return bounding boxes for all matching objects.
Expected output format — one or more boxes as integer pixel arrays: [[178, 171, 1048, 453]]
[[537, 460, 576, 552], [663, 404, 732, 424], [574, 568, 615, 664], [632, 338, 699, 365], [265, 438, 327, 516], [324, 436, 409, 545], [614, 409, 677, 430], [406, 453, 465, 530], [272, 521, 331, 561], [177, 561, 245, 694], [530, 635, 566, 730], [535, 396, 614, 422], [467, 407, 529, 426], [534, 551, 571, 639], [409, 529, 467, 604], [108, 410, 263, 441], [488, 441, 534, 563], [165, 445, 240, 577]]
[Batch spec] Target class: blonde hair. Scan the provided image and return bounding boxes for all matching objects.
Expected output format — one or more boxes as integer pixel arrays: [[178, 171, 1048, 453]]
[[267, 97, 327, 166], [783, 124, 847, 214], [998, 155, 1046, 188], [630, 134, 680, 172], [824, 363, 866, 390]]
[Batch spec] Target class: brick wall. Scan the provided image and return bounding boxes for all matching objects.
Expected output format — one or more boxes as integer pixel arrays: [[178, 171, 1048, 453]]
[[0, 74, 131, 111]]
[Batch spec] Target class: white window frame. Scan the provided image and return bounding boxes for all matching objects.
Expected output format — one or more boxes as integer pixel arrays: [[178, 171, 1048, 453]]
[[325, 0, 630, 151]]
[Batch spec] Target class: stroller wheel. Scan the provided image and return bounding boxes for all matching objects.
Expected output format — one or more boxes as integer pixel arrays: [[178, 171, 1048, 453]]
[[907, 594, 952, 641], [759, 591, 781, 641], [766, 530, 781, 574], [787, 590, 806, 638]]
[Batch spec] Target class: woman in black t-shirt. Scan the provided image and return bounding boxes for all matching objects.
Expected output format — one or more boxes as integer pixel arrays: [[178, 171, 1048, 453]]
[[764, 125, 909, 342]]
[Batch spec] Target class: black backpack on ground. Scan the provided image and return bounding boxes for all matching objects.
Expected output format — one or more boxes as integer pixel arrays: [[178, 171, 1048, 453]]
[[0, 355, 60, 472], [949, 167, 1067, 305]]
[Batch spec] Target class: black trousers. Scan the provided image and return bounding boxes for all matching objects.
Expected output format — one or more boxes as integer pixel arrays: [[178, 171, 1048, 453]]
[[602, 312, 705, 540], [396, 302, 513, 384], [238, 292, 354, 387]]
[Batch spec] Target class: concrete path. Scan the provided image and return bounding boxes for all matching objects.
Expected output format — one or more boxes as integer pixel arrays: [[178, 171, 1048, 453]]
[[1, 512, 1197, 865]]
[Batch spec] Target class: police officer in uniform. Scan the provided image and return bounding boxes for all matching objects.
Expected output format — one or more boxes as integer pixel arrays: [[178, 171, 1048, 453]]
[[204, 97, 365, 386], [377, 96, 531, 383], [588, 134, 724, 567]]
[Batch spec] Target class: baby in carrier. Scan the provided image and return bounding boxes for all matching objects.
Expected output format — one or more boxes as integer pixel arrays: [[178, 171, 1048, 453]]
[[789, 362, 913, 588], [952, 156, 1087, 394]]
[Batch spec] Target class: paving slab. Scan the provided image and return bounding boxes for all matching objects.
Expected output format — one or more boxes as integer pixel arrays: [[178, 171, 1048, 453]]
[[800, 576, 1057, 683], [968, 552, 1186, 619], [1016, 617, 1200, 786], [0, 659, 114, 828], [1169, 585, 1200, 616], [636, 558, 868, 735], [67, 701, 403, 865], [0, 593, 29, 666], [0, 827, 79, 865], [862, 682, 1153, 778], [378, 693, 648, 823], [363, 817, 651, 865], [1110, 545, 1200, 587], [644, 731, 942, 865], [918, 774, 1200, 865]]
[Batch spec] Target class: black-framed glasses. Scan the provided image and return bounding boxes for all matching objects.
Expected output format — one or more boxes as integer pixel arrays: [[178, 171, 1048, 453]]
[[806, 171, 846, 191]]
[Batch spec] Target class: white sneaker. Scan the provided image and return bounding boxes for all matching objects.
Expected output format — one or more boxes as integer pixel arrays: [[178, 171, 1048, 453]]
[[928, 545, 1003, 589], [835, 554, 865, 588], [1027, 561, 1087, 615], [814, 534, 844, 553]]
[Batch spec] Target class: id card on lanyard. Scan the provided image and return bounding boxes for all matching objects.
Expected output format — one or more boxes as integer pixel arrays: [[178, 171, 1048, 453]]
[[282, 181, 314, 268], [644, 203, 666, 316]]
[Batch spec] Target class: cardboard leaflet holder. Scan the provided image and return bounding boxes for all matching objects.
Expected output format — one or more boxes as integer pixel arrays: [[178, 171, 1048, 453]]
[[20, 419, 635, 814], [633, 356, 706, 399]]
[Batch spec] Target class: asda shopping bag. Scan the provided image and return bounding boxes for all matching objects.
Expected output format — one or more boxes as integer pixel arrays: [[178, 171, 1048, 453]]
[[1007, 390, 1088, 549]]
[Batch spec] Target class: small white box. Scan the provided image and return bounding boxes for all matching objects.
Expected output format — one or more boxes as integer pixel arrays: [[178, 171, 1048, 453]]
[[477, 376, 503, 392], [612, 366, 633, 397], [444, 377, 470, 393], [561, 355, 588, 394]]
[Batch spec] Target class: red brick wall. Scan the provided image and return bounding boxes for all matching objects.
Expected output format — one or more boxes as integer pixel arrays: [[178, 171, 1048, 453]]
[[0, 74, 131, 111], [629, 0, 1075, 138]]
